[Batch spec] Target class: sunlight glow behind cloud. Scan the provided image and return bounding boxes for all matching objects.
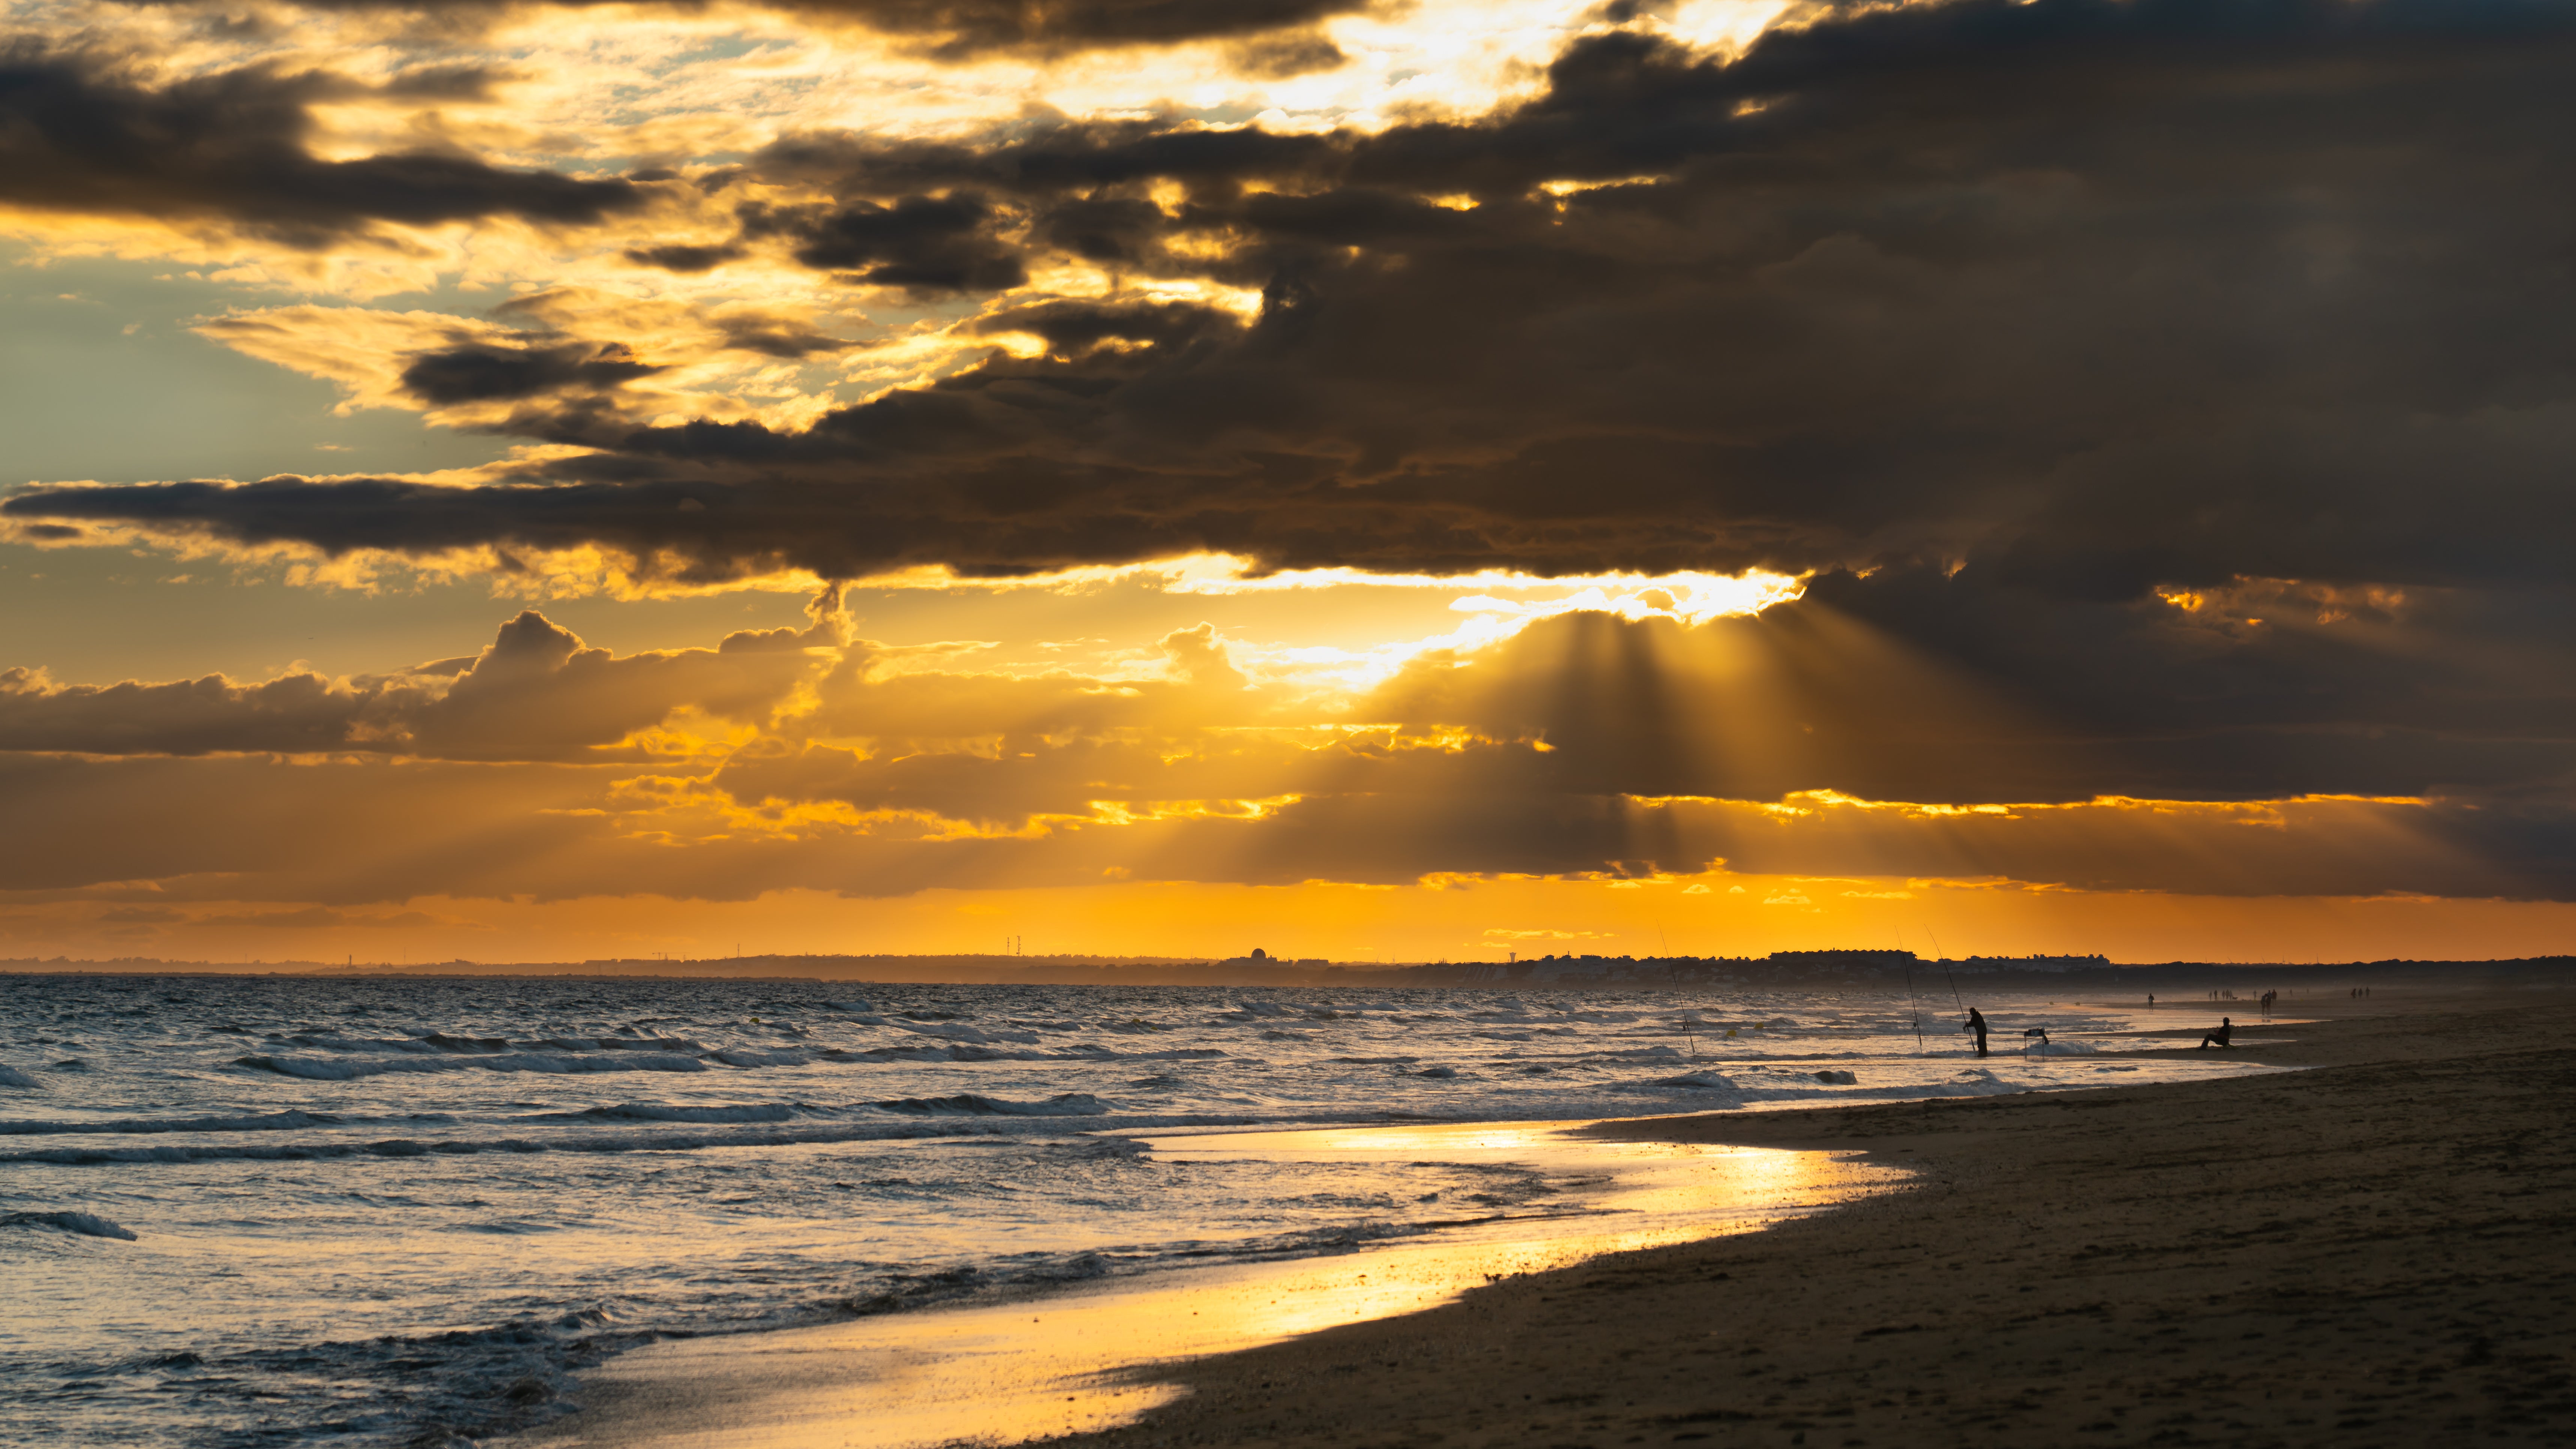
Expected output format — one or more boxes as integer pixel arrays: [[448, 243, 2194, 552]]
[[4, 0, 2572, 964]]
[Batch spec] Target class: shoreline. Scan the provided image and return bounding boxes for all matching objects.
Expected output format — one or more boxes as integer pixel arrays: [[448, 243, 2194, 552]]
[[502, 987, 2576, 1448], [1058, 988, 2576, 1447], [500, 1125, 1911, 1449]]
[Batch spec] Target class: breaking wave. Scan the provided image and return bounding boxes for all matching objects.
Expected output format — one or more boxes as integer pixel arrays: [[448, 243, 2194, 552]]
[[4, 1209, 137, 1240], [235, 1051, 707, 1080], [0, 1109, 341, 1136], [869, 1093, 1109, 1117]]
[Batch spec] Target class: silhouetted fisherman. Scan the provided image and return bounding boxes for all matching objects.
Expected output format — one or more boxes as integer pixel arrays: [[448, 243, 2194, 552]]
[[2197, 1017, 2234, 1050], [1964, 1007, 1990, 1057]]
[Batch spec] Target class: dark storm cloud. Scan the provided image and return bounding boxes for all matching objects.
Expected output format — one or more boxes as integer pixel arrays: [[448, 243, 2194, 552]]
[[399, 341, 662, 404], [622, 242, 748, 273], [0, 458, 1542, 584], [738, 194, 1030, 295], [111, 0, 1374, 59], [970, 296, 1229, 352], [0, 42, 641, 243], [23, 0, 2576, 588], [1225, 29, 1348, 79], [835, 0, 1366, 55], [375, 61, 523, 101], [711, 312, 855, 358], [11, 0, 2576, 835], [1341, 574, 2576, 807]]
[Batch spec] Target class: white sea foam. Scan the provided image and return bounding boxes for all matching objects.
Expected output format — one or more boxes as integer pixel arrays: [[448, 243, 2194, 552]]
[[1648, 1071, 1740, 1091], [0, 1064, 41, 1088]]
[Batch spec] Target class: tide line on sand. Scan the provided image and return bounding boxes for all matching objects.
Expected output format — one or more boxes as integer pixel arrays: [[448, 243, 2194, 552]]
[[509, 991, 2576, 1449], [498, 1123, 1913, 1449]]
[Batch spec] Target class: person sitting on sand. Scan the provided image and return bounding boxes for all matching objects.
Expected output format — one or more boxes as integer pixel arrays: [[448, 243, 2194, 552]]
[[2198, 1017, 2234, 1050], [1964, 1007, 1990, 1057]]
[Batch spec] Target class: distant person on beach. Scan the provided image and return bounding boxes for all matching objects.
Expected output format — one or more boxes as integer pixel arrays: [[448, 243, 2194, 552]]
[[1965, 1007, 1990, 1057], [2198, 1017, 2234, 1050], [2148, 993, 2155, 1009]]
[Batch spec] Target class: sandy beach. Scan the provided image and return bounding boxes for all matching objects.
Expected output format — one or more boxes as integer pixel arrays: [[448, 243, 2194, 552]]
[[1046, 989, 2576, 1448], [511, 987, 2576, 1449]]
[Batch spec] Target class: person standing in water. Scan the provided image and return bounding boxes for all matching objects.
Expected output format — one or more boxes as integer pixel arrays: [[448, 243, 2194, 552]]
[[1964, 1007, 1990, 1057]]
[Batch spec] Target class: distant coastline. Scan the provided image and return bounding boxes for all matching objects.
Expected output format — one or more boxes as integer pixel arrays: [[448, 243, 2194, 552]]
[[7, 950, 2572, 992]]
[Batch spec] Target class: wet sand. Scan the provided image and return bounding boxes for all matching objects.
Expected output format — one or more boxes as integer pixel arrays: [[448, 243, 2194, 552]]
[[520, 989, 2576, 1449], [508, 1126, 1908, 1449], [1068, 989, 2576, 1448]]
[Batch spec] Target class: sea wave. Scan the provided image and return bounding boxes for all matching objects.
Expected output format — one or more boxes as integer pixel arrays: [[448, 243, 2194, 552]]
[[870, 1092, 1109, 1116], [261, 1030, 710, 1056], [837, 1044, 1227, 1064], [228, 1042, 1236, 1080], [234, 1052, 707, 1080], [706, 1048, 811, 1068], [0, 1109, 341, 1136], [892, 1022, 1042, 1045], [0, 1109, 1285, 1166], [539, 1102, 803, 1124], [0, 972, 2233, 1449], [3, 1209, 138, 1240], [1647, 1071, 1741, 1091]]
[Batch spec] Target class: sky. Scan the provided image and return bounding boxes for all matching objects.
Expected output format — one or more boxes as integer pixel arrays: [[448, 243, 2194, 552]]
[[1, 0, 2572, 965]]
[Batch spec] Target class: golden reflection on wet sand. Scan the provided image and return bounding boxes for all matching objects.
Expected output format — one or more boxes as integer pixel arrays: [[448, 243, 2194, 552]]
[[511, 1122, 1908, 1449]]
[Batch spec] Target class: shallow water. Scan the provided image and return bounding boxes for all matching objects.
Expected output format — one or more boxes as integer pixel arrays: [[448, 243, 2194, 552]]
[[526, 1126, 1909, 1449], [0, 974, 2265, 1447]]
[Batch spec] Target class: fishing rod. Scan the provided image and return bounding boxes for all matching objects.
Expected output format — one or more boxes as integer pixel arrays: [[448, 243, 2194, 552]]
[[1898, 926, 1924, 1055], [1926, 925, 1965, 1018]]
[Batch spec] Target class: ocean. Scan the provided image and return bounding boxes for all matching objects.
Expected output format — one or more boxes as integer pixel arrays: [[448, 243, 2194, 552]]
[[0, 974, 2268, 1447]]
